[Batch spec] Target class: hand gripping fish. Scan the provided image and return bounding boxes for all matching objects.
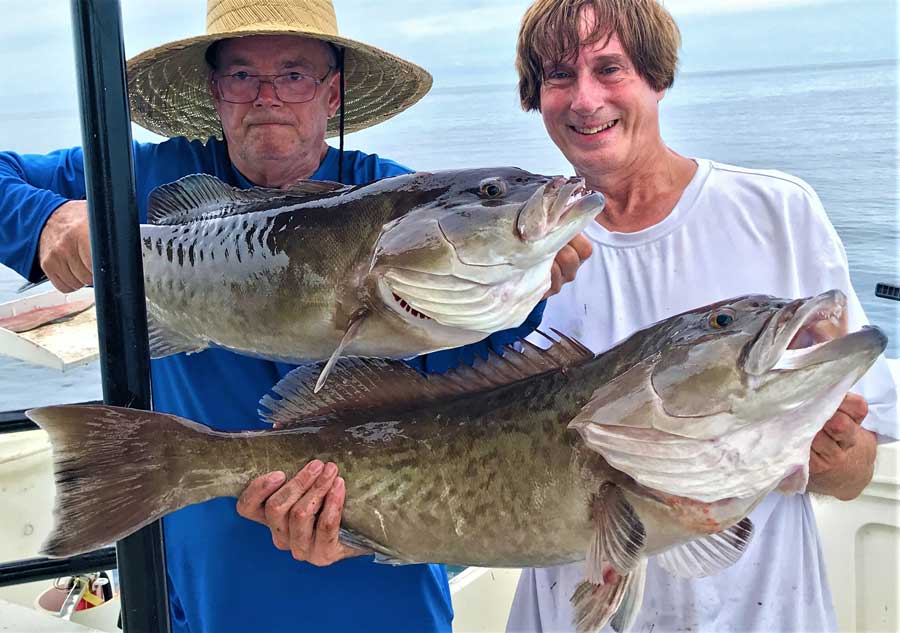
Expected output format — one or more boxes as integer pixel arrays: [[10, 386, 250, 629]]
[[140, 168, 601, 388], [27, 290, 886, 632]]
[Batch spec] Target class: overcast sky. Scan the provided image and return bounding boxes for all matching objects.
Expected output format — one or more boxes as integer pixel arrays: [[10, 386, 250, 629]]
[[0, 0, 894, 148], [2, 1, 895, 89]]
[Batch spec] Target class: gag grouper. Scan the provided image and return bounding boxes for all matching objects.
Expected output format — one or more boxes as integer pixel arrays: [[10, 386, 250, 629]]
[[140, 168, 601, 387], [27, 290, 886, 632]]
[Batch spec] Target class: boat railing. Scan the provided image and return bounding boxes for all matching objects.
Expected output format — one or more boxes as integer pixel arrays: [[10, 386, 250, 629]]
[[0, 1, 170, 630]]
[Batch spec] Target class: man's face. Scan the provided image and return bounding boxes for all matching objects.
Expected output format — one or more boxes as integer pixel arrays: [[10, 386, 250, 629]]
[[538, 10, 665, 179], [209, 35, 340, 167]]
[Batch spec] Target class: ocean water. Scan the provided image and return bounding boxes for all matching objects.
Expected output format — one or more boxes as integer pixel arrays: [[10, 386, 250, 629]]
[[0, 59, 897, 411]]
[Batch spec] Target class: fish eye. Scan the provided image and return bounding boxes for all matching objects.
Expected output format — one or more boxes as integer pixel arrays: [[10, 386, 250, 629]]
[[478, 178, 507, 198], [709, 309, 736, 329]]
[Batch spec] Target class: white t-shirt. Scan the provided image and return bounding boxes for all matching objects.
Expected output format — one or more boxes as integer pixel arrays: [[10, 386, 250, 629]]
[[506, 159, 898, 633]]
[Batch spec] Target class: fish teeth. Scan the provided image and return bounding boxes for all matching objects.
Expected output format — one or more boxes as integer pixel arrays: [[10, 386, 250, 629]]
[[773, 341, 829, 370]]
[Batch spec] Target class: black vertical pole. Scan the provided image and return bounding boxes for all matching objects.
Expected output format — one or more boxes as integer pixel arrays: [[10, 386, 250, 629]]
[[69, 1, 170, 631]]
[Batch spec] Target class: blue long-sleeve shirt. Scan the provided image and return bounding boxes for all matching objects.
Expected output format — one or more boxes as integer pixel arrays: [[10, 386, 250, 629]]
[[0, 137, 544, 633]]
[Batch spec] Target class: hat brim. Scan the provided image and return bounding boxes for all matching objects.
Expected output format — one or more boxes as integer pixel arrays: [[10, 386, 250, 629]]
[[127, 30, 432, 140]]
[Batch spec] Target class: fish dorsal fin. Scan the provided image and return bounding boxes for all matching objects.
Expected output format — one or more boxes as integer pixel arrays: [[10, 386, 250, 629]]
[[147, 173, 347, 225], [259, 330, 594, 429], [656, 517, 754, 578], [588, 483, 645, 583]]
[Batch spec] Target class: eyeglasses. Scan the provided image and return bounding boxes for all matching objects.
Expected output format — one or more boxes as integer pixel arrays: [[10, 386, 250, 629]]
[[213, 69, 333, 104]]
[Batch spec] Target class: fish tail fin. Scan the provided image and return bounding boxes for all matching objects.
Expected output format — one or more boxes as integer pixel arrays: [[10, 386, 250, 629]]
[[25, 404, 216, 558]]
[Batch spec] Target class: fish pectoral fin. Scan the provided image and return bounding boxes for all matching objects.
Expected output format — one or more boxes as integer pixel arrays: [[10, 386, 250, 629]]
[[588, 483, 645, 583], [147, 313, 206, 358], [147, 174, 349, 225], [655, 517, 754, 578], [338, 528, 414, 565], [570, 560, 646, 633], [314, 311, 368, 393]]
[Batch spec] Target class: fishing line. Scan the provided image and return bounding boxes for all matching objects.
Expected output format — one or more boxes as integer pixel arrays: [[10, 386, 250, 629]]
[[338, 46, 346, 184]]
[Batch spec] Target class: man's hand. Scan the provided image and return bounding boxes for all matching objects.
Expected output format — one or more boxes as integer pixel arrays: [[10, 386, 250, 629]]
[[236, 460, 369, 566], [38, 200, 93, 292], [807, 393, 877, 501], [545, 234, 592, 299]]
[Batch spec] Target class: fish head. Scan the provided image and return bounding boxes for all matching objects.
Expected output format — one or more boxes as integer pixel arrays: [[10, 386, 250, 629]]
[[573, 290, 886, 504], [651, 290, 884, 430], [370, 167, 603, 335]]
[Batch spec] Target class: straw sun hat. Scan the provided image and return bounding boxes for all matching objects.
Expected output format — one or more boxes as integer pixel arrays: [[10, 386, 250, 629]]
[[127, 0, 433, 140]]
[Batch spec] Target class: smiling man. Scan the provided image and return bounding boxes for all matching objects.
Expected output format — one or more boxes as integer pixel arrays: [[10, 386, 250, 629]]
[[0, 1, 592, 632], [505, 1, 898, 632]]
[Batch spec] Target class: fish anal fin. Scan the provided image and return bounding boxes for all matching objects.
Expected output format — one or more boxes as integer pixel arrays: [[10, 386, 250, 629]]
[[571, 560, 646, 633], [656, 517, 754, 578], [259, 332, 594, 429], [588, 483, 645, 583], [610, 560, 646, 633], [338, 528, 415, 565], [147, 312, 206, 358], [147, 174, 347, 225]]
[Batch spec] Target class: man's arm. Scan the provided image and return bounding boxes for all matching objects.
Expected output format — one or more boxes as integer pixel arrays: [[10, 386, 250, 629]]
[[0, 148, 89, 288], [788, 185, 897, 500], [807, 393, 878, 501], [35, 200, 93, 292]]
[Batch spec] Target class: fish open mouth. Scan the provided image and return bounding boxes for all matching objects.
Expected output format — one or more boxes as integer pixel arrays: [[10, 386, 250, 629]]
[[545, 176, 595, 226], [745, 290, 849, 374], [516, 176, 598, 242], [391, 291, 432, 320]]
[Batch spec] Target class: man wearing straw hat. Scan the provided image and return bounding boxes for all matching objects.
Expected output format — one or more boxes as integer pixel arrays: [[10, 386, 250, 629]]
[[0, 1, 589, 631]]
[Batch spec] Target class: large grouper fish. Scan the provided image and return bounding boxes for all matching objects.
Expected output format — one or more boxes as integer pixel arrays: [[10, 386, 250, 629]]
[[140, 167, 600, 388], [26, 290, 885, 632]]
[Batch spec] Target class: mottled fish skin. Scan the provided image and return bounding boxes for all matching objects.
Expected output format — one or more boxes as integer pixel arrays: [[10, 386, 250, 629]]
[[138, 168, 602, 363], [27, 292, 887, 633], [141, 197, 384, 360], [199, 292, 884, 566], [27, 291, 887, 632], [34, 293, 885, 564]]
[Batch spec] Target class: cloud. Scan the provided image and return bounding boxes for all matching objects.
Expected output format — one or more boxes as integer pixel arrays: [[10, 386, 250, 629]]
[[663, 0, 841, 16], [396, 3, 529, 38]]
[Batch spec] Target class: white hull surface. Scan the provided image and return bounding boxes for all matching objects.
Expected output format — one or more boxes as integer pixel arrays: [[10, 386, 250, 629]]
[[0, 288, 98, 371]]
